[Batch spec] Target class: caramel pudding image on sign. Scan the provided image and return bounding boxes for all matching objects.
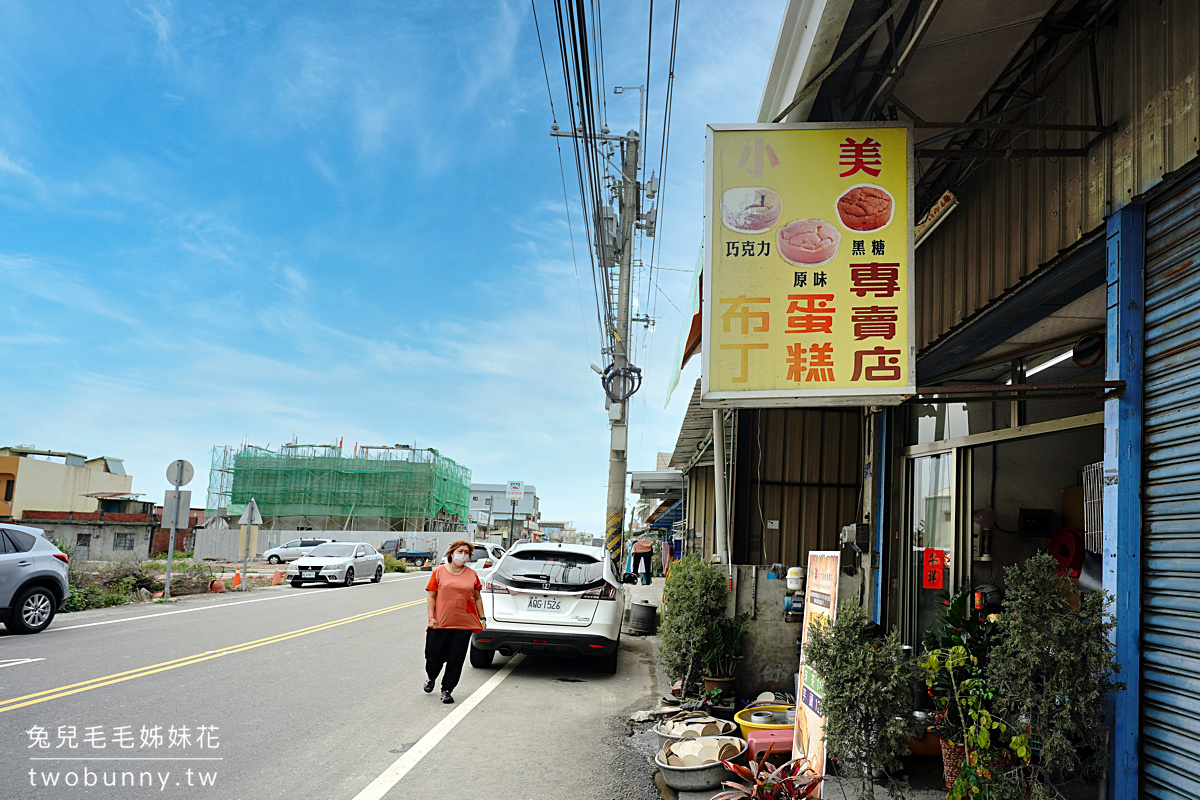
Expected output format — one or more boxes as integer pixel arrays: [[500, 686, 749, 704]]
[[777, 218, 841, 266], [721, 187, 783, 234], [836, 184, 894, 232]]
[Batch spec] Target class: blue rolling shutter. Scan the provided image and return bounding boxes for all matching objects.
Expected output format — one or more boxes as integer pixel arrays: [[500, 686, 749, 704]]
[[1142, 163, 1200, 799]]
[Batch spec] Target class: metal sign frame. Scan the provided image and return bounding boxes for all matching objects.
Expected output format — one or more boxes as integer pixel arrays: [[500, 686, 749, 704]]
[[701, 121, 916, 407]]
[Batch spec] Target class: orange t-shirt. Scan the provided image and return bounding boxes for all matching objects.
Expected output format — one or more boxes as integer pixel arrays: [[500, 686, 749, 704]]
[[631, 539, 653, 553], [425, 565, 483, 631]]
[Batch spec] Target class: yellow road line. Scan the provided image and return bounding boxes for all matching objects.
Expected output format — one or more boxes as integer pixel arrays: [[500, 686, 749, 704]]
[[0, 599, 425, 714]]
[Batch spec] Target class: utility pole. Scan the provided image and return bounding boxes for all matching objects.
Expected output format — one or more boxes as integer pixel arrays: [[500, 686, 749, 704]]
[[604, 129, 640, 565], [551, 89, 646, 567]]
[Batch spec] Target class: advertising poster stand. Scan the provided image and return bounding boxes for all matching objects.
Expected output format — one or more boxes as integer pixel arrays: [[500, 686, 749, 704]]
[[793, 551, 841, 795]]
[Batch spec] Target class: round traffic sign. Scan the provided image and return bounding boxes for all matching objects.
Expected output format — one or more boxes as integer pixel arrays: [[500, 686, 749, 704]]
[[167, 459, 194, 487]]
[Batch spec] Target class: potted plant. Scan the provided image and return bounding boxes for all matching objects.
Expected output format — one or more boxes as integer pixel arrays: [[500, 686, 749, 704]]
[[920, 643, 1026, 799], [658, 556, 729, 697], [920, 584, 1018, 793], [702, 612, 750, 698], [713, 749, 823, 800], [987, 552, 1124, 797], [804, 601, 916, 800]]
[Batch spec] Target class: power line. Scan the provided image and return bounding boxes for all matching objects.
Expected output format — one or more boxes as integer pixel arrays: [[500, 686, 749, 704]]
[[646, 0, 680, 324], [532, 0, 599, 360]]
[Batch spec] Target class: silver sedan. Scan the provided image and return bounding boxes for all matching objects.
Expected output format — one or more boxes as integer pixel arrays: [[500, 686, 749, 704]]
[[287, 542, 384, 587]]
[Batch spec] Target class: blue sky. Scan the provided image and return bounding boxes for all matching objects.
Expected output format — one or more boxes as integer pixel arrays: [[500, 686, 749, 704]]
[[0, 0, 785, 534]]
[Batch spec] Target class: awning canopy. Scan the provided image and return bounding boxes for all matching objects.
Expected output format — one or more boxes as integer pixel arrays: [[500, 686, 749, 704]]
[[760, 0, 1122, 218], [630, 469, 685, 500]]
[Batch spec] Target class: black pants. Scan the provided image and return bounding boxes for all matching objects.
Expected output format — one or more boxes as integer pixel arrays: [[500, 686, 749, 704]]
[[425, 628, 473, 692], [633, 550, 653, 582]]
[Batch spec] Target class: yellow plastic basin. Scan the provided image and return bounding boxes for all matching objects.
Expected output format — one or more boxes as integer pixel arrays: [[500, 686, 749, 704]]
[[733, 704, 795, 740]]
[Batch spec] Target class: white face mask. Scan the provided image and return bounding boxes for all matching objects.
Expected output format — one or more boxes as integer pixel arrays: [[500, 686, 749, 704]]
[[452, 552, 469, 566]]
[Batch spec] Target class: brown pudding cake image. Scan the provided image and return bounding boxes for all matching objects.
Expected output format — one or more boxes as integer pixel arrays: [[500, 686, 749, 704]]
[[836, 184, 893, 232]]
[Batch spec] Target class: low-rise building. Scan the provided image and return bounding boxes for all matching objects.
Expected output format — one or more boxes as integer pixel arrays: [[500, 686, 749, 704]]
[[20, 494, 157, 560], [0, 446, 133, 520], [469, 483, 540, 546]]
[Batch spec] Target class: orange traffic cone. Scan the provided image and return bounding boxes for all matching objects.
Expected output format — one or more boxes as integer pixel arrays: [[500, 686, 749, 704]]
[[272, 569, 284, 585], [231, 570, 242, 589], [423, 559, 430, 567]]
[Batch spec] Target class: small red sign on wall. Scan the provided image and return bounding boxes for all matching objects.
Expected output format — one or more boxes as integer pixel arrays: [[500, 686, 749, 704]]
[[922, 548, 945, 589]]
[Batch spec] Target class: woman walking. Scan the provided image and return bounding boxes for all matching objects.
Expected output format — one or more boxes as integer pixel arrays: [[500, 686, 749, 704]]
[[424, 539, 486, 704]]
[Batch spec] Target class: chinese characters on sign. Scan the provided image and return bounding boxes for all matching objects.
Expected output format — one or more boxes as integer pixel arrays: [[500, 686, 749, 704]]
[[922, 548, 946, 590], [704, 124, 913, 405]]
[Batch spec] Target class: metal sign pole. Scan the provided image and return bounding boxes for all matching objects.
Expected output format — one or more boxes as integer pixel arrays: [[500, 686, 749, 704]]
[[509, 500, 517, 548], [241, 502, 253, 592], [164, 461, 183, 599]]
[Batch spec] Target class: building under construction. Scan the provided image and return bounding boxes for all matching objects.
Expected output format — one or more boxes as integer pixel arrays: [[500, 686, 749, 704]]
[[205, 442, 471, 532]]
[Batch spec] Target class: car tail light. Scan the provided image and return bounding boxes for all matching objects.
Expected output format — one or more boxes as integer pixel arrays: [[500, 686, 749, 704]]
[[581, 583, 616, 600], [53, 553, 69, 565], [483, 560, 493, 568], [481, 577, 509, 594]]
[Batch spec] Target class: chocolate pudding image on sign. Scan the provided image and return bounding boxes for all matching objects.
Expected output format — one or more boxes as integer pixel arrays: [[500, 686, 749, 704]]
[[835, 184, 894, 232], [721, 187, 783, 234], [777, 218, 841, 266]]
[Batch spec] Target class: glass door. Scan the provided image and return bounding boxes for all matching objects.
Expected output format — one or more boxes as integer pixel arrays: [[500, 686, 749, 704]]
[[903, 452, 956, 645]]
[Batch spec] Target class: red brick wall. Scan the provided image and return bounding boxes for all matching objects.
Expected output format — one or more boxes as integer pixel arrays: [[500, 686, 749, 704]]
[[151, 528, 193, 555]]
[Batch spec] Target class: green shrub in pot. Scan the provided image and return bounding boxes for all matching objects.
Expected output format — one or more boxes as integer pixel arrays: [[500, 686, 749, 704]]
[[804, 601, 915, 800], [657, 556, 728, 697], [986, 552, 1124, 798]]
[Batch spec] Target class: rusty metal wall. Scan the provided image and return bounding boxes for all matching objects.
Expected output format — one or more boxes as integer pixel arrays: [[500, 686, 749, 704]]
[[731, 408, 862, 567], [916, 0, 1200, 351]]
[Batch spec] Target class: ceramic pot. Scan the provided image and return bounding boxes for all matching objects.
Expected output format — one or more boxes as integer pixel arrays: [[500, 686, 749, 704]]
[[940, 737, 1015, 791]]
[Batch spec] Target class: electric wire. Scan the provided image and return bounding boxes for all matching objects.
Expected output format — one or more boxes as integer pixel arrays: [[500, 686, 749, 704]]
[[532, 0, 598, 360], [646, 0, 680, 324], [552, 0, 611, 348]]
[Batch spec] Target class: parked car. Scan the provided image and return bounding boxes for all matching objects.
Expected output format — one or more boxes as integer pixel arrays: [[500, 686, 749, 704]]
[[287, 542, 384, 587], [0, 523, 70, 635], [440, 542, 506, 578], [471, 542, 637, 673], [264, 538, 331, 564]]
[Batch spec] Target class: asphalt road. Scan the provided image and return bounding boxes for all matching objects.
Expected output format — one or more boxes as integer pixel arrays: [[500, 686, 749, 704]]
[[0, 572, 662, 800]]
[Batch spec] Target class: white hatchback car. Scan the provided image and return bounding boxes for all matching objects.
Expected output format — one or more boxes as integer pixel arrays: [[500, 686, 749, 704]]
[[287, 542, 384, 587], [471, 543, 636, 673]]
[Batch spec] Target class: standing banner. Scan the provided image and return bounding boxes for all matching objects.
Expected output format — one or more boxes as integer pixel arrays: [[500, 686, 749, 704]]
[[702, 123, 914, 407], [794, 550, 841, 792]]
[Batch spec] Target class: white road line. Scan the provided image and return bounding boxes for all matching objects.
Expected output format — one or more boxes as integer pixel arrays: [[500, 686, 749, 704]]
[[49, 574, 426, 632], [352, 654, 525, 800], [0, 658, 45, 669]]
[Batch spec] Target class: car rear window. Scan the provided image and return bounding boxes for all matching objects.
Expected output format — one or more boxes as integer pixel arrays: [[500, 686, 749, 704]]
[[498, 550, 603, 589], [471, 546, 489, 562]]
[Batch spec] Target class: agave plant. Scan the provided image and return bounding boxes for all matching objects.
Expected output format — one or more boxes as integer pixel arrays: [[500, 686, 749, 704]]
[[712, 747, 823, 800]]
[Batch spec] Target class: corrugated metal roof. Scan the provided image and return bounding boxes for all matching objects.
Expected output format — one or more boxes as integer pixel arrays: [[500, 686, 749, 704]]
[[669, 381, 714, 470]]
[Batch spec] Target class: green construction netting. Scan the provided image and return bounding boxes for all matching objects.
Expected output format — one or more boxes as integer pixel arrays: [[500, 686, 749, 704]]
[[228, 449, 470, 523]]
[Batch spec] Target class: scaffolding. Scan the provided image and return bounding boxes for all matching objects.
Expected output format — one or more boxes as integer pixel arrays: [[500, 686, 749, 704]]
[[205, 441, 471, 532]]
